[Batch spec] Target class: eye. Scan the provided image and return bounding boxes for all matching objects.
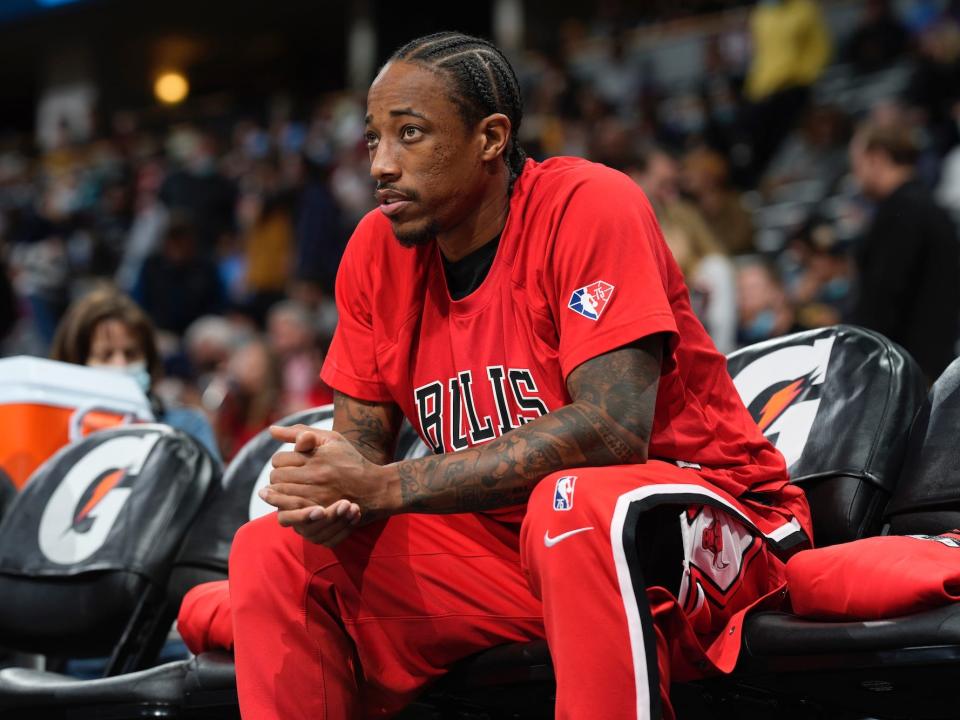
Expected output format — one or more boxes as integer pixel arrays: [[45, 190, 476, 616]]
[[401, 125, 423, 142], [365, 131, 379, 149]]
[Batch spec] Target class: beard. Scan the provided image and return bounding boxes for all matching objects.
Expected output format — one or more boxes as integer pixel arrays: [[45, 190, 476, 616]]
[[393, 218, 440, 248]]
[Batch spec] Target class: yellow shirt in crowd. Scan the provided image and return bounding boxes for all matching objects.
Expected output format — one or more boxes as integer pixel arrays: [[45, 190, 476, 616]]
[[745, 0, 832, 102]]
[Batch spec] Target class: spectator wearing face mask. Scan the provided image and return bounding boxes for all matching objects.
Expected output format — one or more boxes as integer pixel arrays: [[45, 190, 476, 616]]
[[736, 257, 802, 346], [49, 286, 220, 462]]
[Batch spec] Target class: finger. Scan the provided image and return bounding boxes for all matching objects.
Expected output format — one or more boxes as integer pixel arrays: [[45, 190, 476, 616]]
[[318, 525, 355, 548], [269, 465, 328, 487], [264, 482, 341, 509], [294, 430, 321, 454], [260, 492, 317, 510], [269, 424, 309, 443], [313, 499, 360, 523], [300, 515, 354, 544], [277, 506, 317, 527], [267, 493, 316, 516], [271, 451, 308, 469]]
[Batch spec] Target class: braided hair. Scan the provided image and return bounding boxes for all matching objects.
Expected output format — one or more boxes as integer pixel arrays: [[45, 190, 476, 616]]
[[390, 31, 527, 193]]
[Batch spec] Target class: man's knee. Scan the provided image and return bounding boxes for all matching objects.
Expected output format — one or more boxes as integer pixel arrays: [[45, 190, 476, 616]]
[[228, 513, 299, 590]]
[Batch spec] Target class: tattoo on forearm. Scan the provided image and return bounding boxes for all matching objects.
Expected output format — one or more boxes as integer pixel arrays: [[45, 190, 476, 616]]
[[395, 337, 662, 513], [334, 393, 400, 465]]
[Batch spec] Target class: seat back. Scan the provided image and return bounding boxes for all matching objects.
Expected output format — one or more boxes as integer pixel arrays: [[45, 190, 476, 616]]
[[0, 424, 217, 672], [168, 405, 430, 603], [0, 469, 13, 525], [727, 326, 926, 546], [885, 357, 960, 534]]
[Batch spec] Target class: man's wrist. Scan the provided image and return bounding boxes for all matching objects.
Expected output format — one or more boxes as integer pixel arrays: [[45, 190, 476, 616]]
[[370, 461, 404, 518]]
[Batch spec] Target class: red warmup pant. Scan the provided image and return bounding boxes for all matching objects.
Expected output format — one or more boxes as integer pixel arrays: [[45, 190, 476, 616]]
[[229, 462, 783, 719]]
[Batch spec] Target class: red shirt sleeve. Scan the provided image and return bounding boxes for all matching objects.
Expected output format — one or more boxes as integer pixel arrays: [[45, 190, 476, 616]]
[[320, 218, 393, 402], [545, 168, 680, 379]]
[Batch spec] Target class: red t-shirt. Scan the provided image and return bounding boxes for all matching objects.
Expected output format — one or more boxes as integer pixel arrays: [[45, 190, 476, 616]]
[[321, 157, 808, 532]]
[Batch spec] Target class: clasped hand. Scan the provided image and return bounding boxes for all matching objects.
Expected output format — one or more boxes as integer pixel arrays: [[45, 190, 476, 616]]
[[259, 424, 388, 547]]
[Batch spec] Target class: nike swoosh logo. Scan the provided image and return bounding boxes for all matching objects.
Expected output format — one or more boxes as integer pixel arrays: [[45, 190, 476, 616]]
[[544, 526, 595, 548]]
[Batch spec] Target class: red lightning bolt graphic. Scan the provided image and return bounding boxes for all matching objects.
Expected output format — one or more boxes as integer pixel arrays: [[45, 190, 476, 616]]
[[75, 469, 125, 523], [757, 378, 806, 433]]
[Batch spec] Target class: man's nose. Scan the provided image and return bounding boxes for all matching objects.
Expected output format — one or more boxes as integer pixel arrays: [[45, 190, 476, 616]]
[[370, 141, 401, 183]]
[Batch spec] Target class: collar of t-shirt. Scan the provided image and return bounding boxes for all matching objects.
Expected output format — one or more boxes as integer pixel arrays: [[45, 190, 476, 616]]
[[440, 233, 502, 301]]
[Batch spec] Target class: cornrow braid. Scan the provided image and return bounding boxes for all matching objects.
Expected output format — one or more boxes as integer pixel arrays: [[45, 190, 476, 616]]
[[391, 31, 528, 193]]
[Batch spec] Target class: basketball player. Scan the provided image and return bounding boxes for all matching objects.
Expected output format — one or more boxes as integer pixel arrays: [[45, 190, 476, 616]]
[[230, 31, 812, 719]]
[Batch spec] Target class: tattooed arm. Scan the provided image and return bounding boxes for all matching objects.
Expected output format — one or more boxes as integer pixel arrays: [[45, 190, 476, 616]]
[[332, 392, 403, 465], [264, 335, 662, 529], [385, 334, 663, 513]]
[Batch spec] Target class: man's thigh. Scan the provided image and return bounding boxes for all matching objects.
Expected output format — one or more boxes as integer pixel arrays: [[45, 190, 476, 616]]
[[313, 512, 545, 695]]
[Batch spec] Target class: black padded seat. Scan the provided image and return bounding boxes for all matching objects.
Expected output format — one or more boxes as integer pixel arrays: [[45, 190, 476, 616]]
[[713, 355, 960, 719], [0, 659, 187, 712], [726, 325, 926, 546], [741, 603, 960, 661], [885, 356, 960, 535]]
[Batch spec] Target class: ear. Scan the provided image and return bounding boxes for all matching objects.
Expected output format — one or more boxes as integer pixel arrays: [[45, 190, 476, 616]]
[[477, 113, 512, 163]]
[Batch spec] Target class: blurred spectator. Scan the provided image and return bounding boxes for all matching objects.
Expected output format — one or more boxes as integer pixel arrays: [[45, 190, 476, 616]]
[[295, 157, 347, 294], [744, 0, 832, 180], [848, 120, 960, 381], [736, 257, 801, 345], [241, 161, 296, 323], [115, 160, 168, 294], [7, 205, 70, 346], [937, 100, 960, 220], [49, 286, 220, 461], [132, 214, 225, 336], [782, 216, 853, 329], [158, 129, 237, 258], [267, 300, 334, 414], [0, 256, 15, 345], [908, 14, 960, 154], [762, 105, 851, 201], [584, 31, 644, 119], [842, 0, 909, 74], [660, 210, 738, 353], [214, 338, 282, 461], [682, 146, 756, 254]]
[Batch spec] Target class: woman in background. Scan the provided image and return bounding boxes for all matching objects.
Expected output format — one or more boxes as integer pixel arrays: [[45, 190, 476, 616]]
[[659, 210, 738, 354], [50, 286, 220, 462]]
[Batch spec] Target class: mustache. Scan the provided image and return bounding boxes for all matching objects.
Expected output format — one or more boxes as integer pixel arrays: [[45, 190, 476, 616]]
[[375, 183, 420, 202]]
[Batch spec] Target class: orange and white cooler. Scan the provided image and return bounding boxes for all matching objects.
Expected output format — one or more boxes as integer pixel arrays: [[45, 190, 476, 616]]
[[0, 356, 154, 490]]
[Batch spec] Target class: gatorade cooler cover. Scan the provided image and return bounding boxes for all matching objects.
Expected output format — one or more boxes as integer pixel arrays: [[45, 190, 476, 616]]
[[0, 356, 154, 490]]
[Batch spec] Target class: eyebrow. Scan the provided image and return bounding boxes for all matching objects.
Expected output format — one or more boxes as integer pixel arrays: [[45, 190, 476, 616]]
[[365, 108, 429, 124]]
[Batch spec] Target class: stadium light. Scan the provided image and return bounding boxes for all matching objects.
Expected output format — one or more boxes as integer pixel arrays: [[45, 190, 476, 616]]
[[154, 72, 189, 105]]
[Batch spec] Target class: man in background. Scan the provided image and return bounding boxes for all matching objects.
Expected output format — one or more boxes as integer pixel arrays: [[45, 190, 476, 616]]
[[849, 120, 960, 381]]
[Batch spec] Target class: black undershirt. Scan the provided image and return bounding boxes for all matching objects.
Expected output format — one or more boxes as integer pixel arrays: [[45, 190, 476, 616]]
[[441, 233, 502, 300]]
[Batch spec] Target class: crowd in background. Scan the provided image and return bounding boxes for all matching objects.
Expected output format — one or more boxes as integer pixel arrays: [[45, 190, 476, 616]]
[[1, 0, 959, 461]]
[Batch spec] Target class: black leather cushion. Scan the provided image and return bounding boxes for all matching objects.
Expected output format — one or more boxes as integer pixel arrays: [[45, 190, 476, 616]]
[[0, 425, 217, 656], [742, 603, 960, 659], [886, 357, 960, 535], [0, 659, 188, 709], [0, 468, 14, 524], [168, 407, 431, 605], [727, 326, 926, 546], [167, 406, 335, 604]]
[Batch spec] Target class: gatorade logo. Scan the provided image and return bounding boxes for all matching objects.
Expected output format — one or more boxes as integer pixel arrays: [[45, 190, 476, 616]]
[[732, 336, 836, 468], [38, 432, 161, 565], [248, 416, 334, 521]]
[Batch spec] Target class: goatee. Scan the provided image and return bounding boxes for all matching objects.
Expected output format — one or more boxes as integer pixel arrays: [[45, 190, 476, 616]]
[[394, 220, 440, 248]]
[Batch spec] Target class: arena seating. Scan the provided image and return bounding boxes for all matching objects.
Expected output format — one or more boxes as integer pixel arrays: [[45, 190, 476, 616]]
[[3, 326, 960, 718], [0, 425, 218, 716], [718, 352, 960, 719]]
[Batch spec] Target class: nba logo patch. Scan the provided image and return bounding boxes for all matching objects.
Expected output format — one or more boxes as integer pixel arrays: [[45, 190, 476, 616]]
[[553, 475, 577, 511], [568, 280, 615, 321]]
